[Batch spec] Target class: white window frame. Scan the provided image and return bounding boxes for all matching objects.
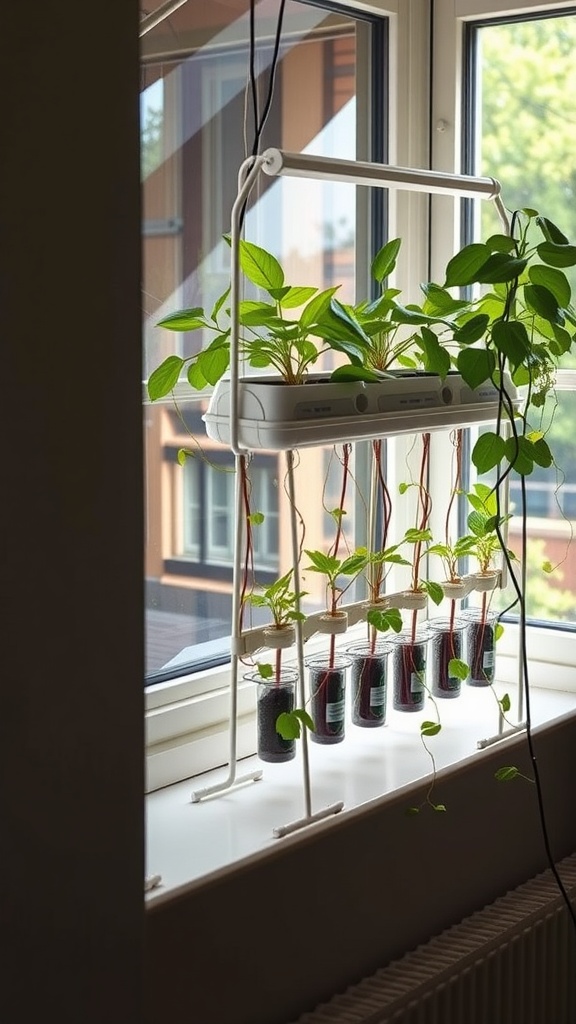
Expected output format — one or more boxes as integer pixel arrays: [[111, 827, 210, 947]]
[[145, 0, 576, 794]]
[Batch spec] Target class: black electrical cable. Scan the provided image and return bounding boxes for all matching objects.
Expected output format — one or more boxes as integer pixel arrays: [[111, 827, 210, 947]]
[[238, 0, 287, 235], [488, 224, 576, 933]]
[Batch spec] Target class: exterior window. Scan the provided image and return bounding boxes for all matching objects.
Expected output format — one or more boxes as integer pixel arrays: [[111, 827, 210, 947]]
[[463, 9, 576, 625], [142, 1, 383, 684]]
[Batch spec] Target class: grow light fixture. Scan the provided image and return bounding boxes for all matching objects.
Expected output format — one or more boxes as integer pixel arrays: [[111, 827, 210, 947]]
[[261, 147, 503, 202]]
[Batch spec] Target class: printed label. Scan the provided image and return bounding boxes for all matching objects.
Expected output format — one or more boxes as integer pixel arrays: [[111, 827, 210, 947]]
[[411, 673, 424, 694], [483, 650, 495, 669], [326, 700, 345, 724], [370, 686, 386, 706]]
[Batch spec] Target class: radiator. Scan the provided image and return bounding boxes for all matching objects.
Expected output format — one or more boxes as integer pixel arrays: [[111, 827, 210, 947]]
[[293, 852, 576, 1024]]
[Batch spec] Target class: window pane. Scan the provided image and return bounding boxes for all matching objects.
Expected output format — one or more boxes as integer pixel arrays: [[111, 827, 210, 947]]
[[142, 1, 382, 681], [466, 11, 576, 626]]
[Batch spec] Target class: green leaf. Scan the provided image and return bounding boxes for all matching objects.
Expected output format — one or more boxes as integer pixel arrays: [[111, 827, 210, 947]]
[[197, 345, 229, 386], [417, 326, 451, 378], [472, 432, 507, 473], [371, 237, 401, 282], [248, 512, 265, 526], [495, 766, 520, 782], [523, 284, 563, 325], [444, 244, 491, 287], [319, 299, 371, 349], [177, 448, 194, 465], [275, 712, 301, 740], [239, 240, 285, 291], [238, 301, 280, 326], [421, 720, 441, 737], [339, 553, 368, 576], [537, 241, 576, 269], [432, 803, 447, 813], [475, 254, 527, 284], [257, 662, 274, 679], [156, 307, 207, 331], [422, 580, 444, 605], [528, 265, 571, 308], [187, 360, 208, 390], [457, 347, 496, 390], [504, 435, 535, 475], [499, 693, 511, 713], [406, 806, 420, 816], [491, 320, 530, 369], [420, 283, 470, 315], [300, 287, 339, 328], [404, 527, 433, 543], [276, 286, 317, 308], [449, 658, 469, 681], [536, 217, 570, 246], [292, 708, 315, 731], [367, 607, 403, 633], [485, 233, 517, 253], [147, 355, 184, 400], [304, 550, 339, 575], [330, 364, 381, 383], [454, 314, 490, 345], [211, 288, 230, 322], [495, 623, 504, 642]]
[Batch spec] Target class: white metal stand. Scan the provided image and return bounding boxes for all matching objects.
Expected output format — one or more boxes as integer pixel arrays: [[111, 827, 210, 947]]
[[190, 147, 521, 832]]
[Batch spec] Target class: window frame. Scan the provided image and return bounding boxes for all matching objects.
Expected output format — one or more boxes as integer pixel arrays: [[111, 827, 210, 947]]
[[144, 0, 576, 793]]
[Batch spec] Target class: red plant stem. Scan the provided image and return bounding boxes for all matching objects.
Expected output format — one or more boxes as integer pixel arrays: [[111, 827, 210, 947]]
[[328, 444, 351, 669], [328, 443, 351, 559], [445, 429, 463, 551], [275, 647, 282, 683], [239, 456, 255, 634], [448, 598, 456, 658], [410, 433, 431, 592], [371, 439, 392, 600], [472, 591, 489, 681]]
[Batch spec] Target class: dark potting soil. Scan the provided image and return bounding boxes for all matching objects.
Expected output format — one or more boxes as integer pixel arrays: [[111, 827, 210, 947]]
[[351, 654, 387, 727], [257, 684, 296, 763], [310, 666, 346, 744], [467, 619, 496, 686], [392, 643, 426, 712], [430, 628, 463, 698]]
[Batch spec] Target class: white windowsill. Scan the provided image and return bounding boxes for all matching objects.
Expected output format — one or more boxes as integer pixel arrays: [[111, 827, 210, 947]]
[[145, 678, 575, 901]]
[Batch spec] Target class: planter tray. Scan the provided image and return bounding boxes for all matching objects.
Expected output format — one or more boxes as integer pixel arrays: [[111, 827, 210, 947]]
[[203, 371, 520, 451]]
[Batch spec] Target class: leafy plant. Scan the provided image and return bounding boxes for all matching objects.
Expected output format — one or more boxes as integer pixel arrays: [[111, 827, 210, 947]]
[[244, 570, 306, 630], [440, 209, 576, 480], [303, 549, 368, 618], [427, 535, 478, 584], [465, 482, 515, 575], [253, 662, 314, 743], [147, 239, 376, 399], [342, 237, 471, 379]]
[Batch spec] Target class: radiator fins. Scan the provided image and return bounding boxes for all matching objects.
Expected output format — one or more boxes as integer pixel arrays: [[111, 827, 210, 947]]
[[292, 852, 576, 1024]]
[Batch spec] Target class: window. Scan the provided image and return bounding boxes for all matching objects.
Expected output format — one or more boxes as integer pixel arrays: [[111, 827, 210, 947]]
[[142, 0, 388, 697], [144, 0, 576, 794], [463, 7, 576, 626]]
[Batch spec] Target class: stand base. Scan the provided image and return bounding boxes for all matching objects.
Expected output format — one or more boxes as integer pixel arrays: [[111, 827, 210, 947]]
[[272, 801, 344, 838], [191, 768, 263, 803], [477, 722, 526, 749]]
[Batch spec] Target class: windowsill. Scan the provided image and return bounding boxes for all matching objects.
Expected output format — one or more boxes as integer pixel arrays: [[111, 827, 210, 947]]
[[145, 679, 575, 901]]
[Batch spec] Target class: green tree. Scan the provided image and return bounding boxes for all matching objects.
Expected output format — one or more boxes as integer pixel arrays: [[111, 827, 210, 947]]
[[479, 16, 576, 242]]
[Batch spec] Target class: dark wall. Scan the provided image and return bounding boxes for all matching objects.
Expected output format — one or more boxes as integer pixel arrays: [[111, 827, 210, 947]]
[[1, 3, 145, 1022], [146, 710, 576, 1024]]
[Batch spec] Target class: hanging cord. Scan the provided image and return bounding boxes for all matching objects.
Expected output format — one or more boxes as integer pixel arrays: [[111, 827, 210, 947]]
[[239, 0, 287, 233]]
